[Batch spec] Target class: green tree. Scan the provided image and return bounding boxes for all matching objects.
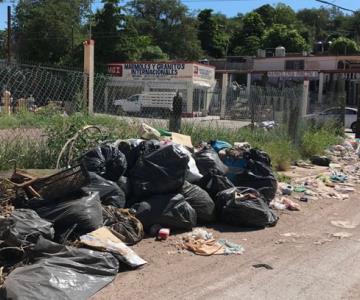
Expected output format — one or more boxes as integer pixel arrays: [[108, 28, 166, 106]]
[[140, 45, 169, 60], [197, 9, 230, 58], [297, 8, 330, 41], [273, 3, 297, 26], [242, 12, 265, 38], [92, 0, 124, 65], [329, 37, 359, 55], [13, 0, 90, 63], [254, 4, 275, 27], [127, 0, 202, 60], [233, 36, 261, 56], [262, 24, 309, 52]]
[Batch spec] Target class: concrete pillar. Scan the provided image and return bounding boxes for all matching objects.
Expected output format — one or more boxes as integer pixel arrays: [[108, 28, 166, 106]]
[[246, 73, 251, 98], [301, 80, 310, 117], [220, 73, 228, 119], [186, 82, 193, 114], [84, 39, 95, 114], [318, 72, 324, 104]]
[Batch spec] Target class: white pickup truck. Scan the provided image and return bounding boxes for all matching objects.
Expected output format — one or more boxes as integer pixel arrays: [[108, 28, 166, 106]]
[[114, 92, 176, 115]]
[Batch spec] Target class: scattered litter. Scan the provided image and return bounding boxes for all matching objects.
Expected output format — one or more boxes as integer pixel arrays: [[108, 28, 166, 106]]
[[157, 228, 170, 240], [294, 186, 306, 193], [334, 186, 355, 193], [330, 232, 353, 239], [331, 220, 358, 229], [80, 227, 147, 268], [314, 238, 332, 245], [271, 197, 301, 211], [281, 232, 300, 238], [182, 237, 244, 256], [300, 196, 308, 202], [253, 263, 273, 270]]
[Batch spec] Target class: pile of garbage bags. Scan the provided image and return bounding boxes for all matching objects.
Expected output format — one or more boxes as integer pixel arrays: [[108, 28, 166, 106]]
[[0, 126, 279, 299]]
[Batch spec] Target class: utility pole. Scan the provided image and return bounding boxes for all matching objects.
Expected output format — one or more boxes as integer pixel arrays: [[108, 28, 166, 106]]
[[7, 5, 11, 63]]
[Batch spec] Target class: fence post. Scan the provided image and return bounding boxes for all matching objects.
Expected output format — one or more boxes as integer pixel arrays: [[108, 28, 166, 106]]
[[301, 80, 309, 117], [83, 39, 94, 114], [318, 72, 324, 104], [104, 86, 108, 113], [220, 73, 228, 119]]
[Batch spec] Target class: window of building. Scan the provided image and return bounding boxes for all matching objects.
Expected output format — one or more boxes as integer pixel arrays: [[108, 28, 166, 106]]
[[285, 60, 304, 70]]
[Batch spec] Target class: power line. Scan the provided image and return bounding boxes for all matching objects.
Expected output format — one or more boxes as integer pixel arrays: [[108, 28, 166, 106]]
[[315, 0, 356, 13]]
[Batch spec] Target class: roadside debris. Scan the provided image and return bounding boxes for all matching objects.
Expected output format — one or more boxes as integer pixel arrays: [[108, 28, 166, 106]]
[[253, 263, 273, 270], [330, 220, 358, 229], [1, 122, 359, 297], [181, 229, 244, 256]]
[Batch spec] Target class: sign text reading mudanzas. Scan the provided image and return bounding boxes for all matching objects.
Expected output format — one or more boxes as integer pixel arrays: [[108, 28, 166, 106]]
[[124, 63, 186, 76]]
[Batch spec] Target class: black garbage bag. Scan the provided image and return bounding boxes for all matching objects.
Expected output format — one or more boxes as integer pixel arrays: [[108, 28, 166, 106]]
[[179, 181, 215, 223], [194, 146, 228, 176], [244, 148, 272, 167], [82, 172, 126, 208], [131, 194, 197, 231], [130, 144, 189, 197], [118, 139, 160, 174], [0, 209, 54, 247], [117, 176, 131, 199], [34, 192, 103, 237], [216, 187, 278, 228], [197, 170, 235, 199], [234, 160, 277, 203], [81, 144, 127, 181], [0, 237, 119, 300], [310, 155, 331, 167], [102, 206, 144, 245]]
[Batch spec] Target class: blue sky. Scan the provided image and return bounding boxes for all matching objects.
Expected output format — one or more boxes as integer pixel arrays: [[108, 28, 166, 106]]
[[0, 0, 359, 30]]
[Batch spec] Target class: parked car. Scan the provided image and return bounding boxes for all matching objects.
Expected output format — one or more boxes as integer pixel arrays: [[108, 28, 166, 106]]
[[305, 107, 358, 132]]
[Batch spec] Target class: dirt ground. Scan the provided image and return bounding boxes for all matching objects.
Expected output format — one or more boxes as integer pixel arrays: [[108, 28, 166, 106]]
[[93, 165, 360, 300]]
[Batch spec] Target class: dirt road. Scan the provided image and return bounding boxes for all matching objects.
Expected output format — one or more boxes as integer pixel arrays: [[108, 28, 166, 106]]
[[93, 167, 360, 300]]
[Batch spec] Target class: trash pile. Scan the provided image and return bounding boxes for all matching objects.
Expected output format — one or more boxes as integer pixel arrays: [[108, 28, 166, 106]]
[[271, 138, 360, 211], [0, 123, 281, 298]]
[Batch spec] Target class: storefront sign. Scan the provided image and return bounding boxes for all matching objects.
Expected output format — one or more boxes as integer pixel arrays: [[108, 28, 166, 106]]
[[267, 71, 319, 78], [108, 62, 215, 82]]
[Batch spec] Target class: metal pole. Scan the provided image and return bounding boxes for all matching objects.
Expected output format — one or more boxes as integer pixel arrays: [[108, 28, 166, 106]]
[[7, 6, 11, 63]]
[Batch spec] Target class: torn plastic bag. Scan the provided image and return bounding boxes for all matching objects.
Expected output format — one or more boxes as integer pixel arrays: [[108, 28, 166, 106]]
[[180, 182, 215, 223], [210, 140, 232, 152], [80, 227, 147, 268], [222, 156, 247, 183], [102, 206, 144, 245], [175, 144, 203, 183], [130, 144, 189, 197], [82, 172, 126, 208], [244, 148, 271, 167], [194, 146, 228, 176], [234, 160, 277, 203], [81, 144, 127, 181], [34, 192, 103, 237], [0, 237, 119, 300], [216, 187, 278, 228], [131, 194, 197, 231], [197, 170, 235, 199], [0, 209, 54, 247]]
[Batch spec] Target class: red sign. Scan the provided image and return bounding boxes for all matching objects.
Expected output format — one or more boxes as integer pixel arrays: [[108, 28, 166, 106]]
[[108, 64, 123, 76]]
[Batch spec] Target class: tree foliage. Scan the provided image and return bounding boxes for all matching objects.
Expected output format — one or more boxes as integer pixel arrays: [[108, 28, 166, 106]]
[[13, 0, 90, 63], [329, 37, 359, 55], [10, 1, 360, 66], [262, 24, 309, 52], [198, 9, 230, 58]]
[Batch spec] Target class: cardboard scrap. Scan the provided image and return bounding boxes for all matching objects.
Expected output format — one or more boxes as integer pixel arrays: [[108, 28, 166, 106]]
[[171, 132, 193, 149], [80, 227, 147, 268]]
